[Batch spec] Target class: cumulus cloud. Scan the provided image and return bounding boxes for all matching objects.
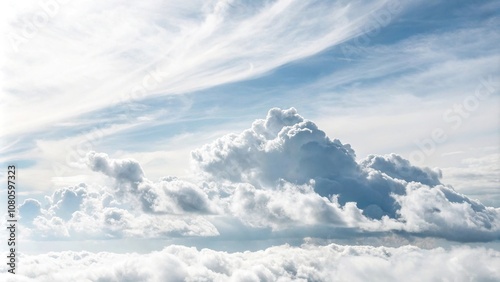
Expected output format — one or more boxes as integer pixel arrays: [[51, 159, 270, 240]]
[[45, 184, 88, 221], [18, 199, 41, 223], [193, 108, 500, 241], [1, 243, 499, 281], [193, 108, 405, 220], [394, 183, 500, 242], [192, 107, 359, 186], [86, 152, 213, 214], [138, 177, 213, 214], [19, 107, 500, 242], [20, 152, 219, 240], [19, 183, 218, 240], [230, 182, 343, 229], [361, 154, 442, 186], [86, 151, 145, 184]]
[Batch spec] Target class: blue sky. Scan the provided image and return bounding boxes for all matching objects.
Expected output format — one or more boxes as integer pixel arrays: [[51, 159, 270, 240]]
[[1, 0, 500, 280], [3, 0, 498, 204]]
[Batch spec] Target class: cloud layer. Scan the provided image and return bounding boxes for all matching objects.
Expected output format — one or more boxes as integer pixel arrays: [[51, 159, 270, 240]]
[[19, 108, 500, 242], [2, 243, 500, 281]]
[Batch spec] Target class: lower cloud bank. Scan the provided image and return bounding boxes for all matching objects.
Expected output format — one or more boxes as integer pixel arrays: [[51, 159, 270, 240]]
[[2, 243, 499, 281]]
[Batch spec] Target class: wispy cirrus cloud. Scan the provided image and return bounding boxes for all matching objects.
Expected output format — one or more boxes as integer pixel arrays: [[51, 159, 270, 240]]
[[2, 0, 408, 139]]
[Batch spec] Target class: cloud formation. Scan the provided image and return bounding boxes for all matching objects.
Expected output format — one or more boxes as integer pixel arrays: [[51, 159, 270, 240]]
[[86, 152, 145, 184], [19, 182, 218, 240], [19, 108, 500, 242], [86, 152, 213, 214], [193, 107, 359, 186], [361, 154, 442, 186], [2, 243, 499, 281], [193, 108, 500, 241]]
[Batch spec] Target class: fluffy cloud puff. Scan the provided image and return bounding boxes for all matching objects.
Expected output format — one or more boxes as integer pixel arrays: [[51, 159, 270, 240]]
[[229, 181, 367, 229], [1, 243, 499, 281], [19, 183, 218, 240], [361, 154, 442, 186], [192, 108, 409, 219], [20, 152, 217, 240], [394, 183, 500, 242], [192, 107, 359, 186], [86, 151, 145, 184], [86, 152, 213, 214]]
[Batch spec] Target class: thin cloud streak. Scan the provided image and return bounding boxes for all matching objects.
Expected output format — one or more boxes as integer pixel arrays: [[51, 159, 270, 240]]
[[2, 0, 408, 140]]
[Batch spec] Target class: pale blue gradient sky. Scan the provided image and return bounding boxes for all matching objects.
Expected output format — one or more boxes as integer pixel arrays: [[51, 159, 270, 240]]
[[0, 0, 499, 255]]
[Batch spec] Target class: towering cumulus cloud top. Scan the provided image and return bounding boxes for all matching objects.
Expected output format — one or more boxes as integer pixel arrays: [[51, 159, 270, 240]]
[[193, 107, 359, 186], [19, 108, 500, 242]]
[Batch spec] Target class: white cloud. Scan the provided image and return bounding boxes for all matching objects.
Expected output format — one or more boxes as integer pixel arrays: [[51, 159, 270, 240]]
[[192, 107, 358, 186], [193, 108, 500, 240], [86, 151, 145, 184], [361, 154, 442, 186], [393, 183, 500, 242], [228, 181, 363, 229], [19, 182, 218, 240], [86, 152, 214, 214], [18, 199, 41, 223], [1, 243, 499, 281], [18, 108, 500, 242]]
